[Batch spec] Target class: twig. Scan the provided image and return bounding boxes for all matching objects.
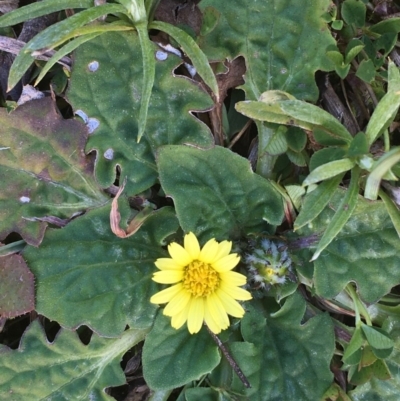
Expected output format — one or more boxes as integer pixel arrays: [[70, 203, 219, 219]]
[[0, 35, 71, 69], [228, 119, 252, 149], [206, 325, 251, 388]]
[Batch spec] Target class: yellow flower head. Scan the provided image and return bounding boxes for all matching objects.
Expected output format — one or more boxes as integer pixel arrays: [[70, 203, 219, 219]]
[[150, 232, 252, 334]]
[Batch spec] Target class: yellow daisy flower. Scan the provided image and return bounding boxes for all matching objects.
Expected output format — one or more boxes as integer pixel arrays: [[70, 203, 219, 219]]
[[150, 232, 252, 334]]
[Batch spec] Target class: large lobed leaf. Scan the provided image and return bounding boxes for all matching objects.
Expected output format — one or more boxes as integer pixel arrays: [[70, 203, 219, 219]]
[[23, 204, 178, 337], [229, 292, 334, 400], [198, 0, 335, 101], [142, 313, 220, 390], [0, 97, 107, 246], [67, 31, 213, 196], [0, 320, 148, 400], [157, 145, 284, 242]]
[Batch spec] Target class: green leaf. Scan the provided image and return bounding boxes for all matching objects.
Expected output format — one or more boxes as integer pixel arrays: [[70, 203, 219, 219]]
[[313, 127, 349, 147], [343, 326, 364, 365], [370, 18, 400, 34], [198, 0, 336, 101], [23, 204, 179, 336], [349, 318, 400, 400], [341, 0, 366, 28], [347, 132, 369, 158], [388, 56, 400, 92], [40, 21, 135, 50], [302, 158, 355, 187], [372, 358, 392, 380], [345, 39, 365, 64], [150, 21, 219, 101], [361, 323, 394, 351], [379, 189, 400, 239], [185, 388, 220, 401], [296, 189, 400, 302], [0, 320, 148, 400], [142, 313, 220, 391], [287, 149, 307, 167], [229, 293, 334, 400], [311, 166, 361, 261], [335, 64, 352, 79], [365, 62, 400, 146], [360, 345, 378, 367], [348, 362, 376, 386], [28, 4, 127, 52], [365, 147, 400, 201], [264, 125, 288, 155], [322, 383, 352, 401], [0, 0, 93, 27], [157, 145, 284, 242], [375, 33, 397, 58], [0, 97, 107, 246], [67, 31, 213, 195], [310, 148, 346, 171], [8, 4, 127, 91], [332, 20, 344, 30], [0, 254, 34, 318], [326, 48, 344, 67], [236, 98, 353, 145], [136, 22, 155, 143], [285, 126, 307, 152], [294, 175, 344, 231], [356, 59, 376, 84], [35, 32, 104, 85], [0, 241, 26, 256]]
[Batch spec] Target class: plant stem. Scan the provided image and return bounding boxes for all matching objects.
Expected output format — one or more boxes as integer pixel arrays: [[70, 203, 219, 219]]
[[206, 326, 251, 389]]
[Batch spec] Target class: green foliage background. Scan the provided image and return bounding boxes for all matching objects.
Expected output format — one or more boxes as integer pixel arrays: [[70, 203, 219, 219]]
[[1, 0, 400, 400]]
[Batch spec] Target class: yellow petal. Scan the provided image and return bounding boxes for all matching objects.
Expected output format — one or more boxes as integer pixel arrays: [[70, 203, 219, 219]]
[[154, 258, 183, 271], [219, 271, 247, 286], [187, 297, 205, 334], [204, 307, 221, 334], [213, 240, 232, 262], [212, 254, 240, 272], [220, 282, 252, 301], [164, 290, 191, 316], [199, 238, 219, 263], [216, 289, 245, 318], [206, 293, 230, 331], [184, 232, 201, 259], [152, 270, 184, 284], [150, 283, 183, 304], [170, 304, 190, 330], [168, 242, 192, 266]]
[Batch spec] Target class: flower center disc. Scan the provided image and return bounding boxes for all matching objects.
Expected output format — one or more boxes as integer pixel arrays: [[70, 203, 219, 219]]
[[183, 260, 220, 298]]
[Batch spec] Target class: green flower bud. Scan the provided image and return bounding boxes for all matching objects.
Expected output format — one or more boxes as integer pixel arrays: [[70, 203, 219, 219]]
[[244, 237, 292, 291]]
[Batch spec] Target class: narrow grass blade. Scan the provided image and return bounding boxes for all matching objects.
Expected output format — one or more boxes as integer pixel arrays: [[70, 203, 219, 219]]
[[364, 147, 400, 200], [26, 4, 127, 52], [311, 166, 361, 261], [0, 0, 93, 28], [365, 91, 400, 146], [149, 20, 219, 101], [136, 22, 155, 142], [8, 4, 127, 91], [379, 189, 400, 239], [35, 24, 134, 85]]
